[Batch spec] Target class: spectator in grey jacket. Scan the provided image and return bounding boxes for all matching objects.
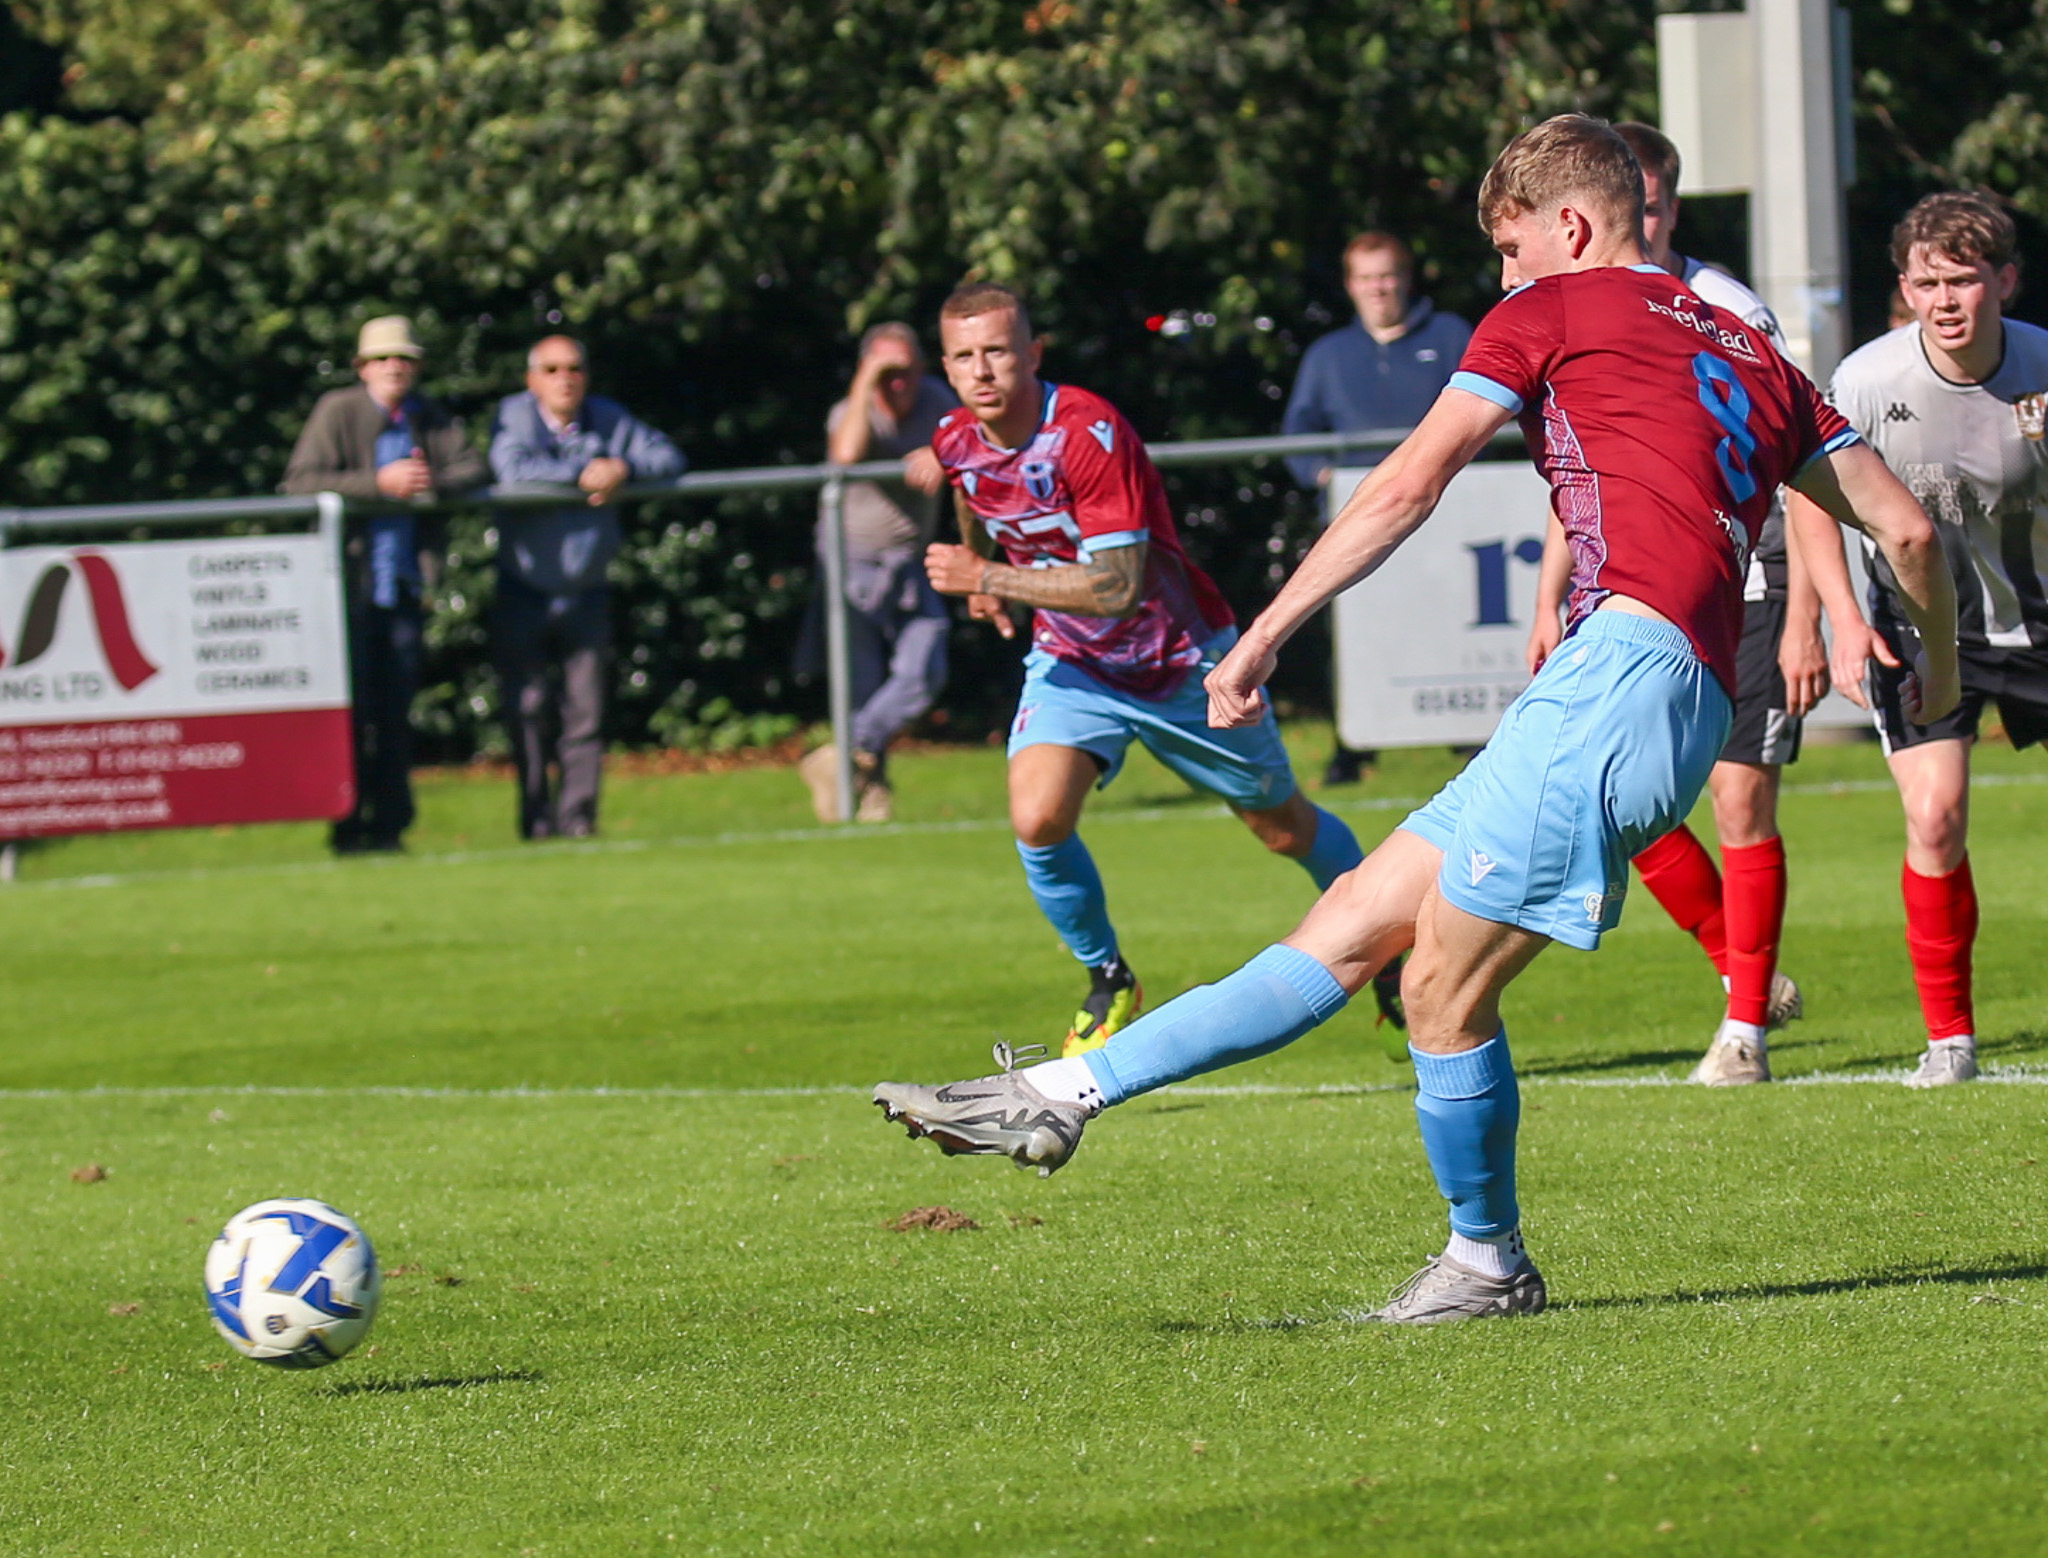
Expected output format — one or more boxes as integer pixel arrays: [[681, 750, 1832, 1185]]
[[488, 336, 685, 839]]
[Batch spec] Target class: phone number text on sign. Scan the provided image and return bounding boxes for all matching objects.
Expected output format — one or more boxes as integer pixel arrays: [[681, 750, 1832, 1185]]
[[1408, 683, 1527, 716]]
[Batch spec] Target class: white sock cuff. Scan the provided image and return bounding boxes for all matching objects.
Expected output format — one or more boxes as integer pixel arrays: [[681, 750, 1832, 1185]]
[[1445, 1227, 1524, 1279], [1023, 1055, 1107, 1113]]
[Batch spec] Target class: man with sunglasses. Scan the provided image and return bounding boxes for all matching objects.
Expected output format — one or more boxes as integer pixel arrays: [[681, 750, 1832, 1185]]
[[489, 336, 685, 840], [284, 315, 487, 854]]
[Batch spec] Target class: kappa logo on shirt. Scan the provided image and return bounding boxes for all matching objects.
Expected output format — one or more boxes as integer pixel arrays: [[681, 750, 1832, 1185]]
[[1884, 402, 1919, 424], [1088, 419, 1114, 452], [1468, 851, 1499, 887]]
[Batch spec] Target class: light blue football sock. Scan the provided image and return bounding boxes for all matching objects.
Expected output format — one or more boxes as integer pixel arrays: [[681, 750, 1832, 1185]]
[[1016, 835, 1118, 969], [1081, 943, 1349, 1105], [1295, 804, 1366, 890], [1410, 1029, 1521, 1241]]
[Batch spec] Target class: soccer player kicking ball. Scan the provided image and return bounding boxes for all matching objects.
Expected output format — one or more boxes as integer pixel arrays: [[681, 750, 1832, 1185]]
[[1793, 192, 2048, 1088], [877, 115, 1959, 1324], [1526, 122, 1829, 1086], [920, 282, 1374, 1056]]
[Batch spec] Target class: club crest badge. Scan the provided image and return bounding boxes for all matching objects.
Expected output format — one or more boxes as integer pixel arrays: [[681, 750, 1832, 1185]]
[[2015, 392, 2047, 443], [1021, 458, 1058, 501]]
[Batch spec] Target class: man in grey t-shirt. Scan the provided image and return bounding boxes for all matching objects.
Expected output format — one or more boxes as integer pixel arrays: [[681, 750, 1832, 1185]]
[[1798, 192, 2048, 1087], [799, 323, 957, 822]]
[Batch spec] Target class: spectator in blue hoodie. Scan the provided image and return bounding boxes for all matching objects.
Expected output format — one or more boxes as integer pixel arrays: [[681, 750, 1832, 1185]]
[[489, 336, 685, 839], [1282, 232, 1471, 784]]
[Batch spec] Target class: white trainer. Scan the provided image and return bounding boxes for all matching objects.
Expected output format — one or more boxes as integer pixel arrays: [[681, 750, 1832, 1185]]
[[1689, 1021, 1771, 1086], [1905, 1039, 1979, 1089], [1363, 1253, 1547, 1324]]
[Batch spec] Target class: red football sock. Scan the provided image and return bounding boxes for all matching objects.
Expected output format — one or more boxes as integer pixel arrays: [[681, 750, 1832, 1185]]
[[1633, 825, 1728, 975], [1720, 837, 1787, 1028], [1901, 858, 1977, 1041]]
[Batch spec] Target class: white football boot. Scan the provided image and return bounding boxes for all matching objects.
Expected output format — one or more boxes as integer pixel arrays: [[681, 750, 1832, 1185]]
[[1689, 1019, 1771, 1086]]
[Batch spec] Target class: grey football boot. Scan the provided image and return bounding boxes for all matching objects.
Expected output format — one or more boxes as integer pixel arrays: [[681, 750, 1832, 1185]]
[[1765, 970, 1803, 1030], [1905, 1039, 1979, 1089], [1689, 1020, 1771, 1086], [1723, 969, 1802, 1030], [873, 1044, 1090, 1178], [1363, 1253, 1548, 1325]]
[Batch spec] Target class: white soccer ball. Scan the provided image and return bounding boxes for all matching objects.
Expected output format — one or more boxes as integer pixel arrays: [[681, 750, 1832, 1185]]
[[204, 1198, 381, 1368]]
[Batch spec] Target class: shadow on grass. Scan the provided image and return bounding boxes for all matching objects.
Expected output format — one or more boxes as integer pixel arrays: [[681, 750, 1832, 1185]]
[[323, 1370, 544, 1397], [1151, 1257, 2048, 1335], [1980, 1029, 2048, 1061], [1516, 1048, 1700, 1078], [1566, 1257, 2048, 1311]]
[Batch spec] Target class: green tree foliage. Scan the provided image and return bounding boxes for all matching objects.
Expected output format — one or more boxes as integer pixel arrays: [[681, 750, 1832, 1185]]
[[1, 1, 2043, 753]]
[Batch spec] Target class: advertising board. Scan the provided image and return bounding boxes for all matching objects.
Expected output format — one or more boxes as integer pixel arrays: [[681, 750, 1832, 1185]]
[[0, 531, 353, 838], [1328, 464, 1876, 749]]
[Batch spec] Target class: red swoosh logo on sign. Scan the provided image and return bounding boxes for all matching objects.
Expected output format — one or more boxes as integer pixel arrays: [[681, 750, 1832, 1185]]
[[70, 551, 160, 691]]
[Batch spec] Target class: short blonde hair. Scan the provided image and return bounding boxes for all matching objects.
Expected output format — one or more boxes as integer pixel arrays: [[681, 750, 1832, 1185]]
[[1477, 114, 1645, 242]]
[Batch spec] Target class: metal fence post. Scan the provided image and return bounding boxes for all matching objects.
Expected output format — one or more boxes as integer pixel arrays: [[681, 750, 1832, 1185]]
[[818, 473, 857, 823]]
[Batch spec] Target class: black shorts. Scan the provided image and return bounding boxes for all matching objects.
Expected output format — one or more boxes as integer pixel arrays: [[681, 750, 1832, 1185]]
[[1869, 619, 2048, 752], [1722, 592, 1802, 766]]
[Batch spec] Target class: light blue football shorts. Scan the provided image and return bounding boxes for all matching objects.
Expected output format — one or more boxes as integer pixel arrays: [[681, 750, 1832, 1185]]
[[1006, 628, 1299, 812], [1398, 611, 1732, 951]]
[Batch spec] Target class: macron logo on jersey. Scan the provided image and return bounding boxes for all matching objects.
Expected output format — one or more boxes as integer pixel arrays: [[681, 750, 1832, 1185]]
[[1468, 851, 1498, 887], [1088, 419, 1114, 452]]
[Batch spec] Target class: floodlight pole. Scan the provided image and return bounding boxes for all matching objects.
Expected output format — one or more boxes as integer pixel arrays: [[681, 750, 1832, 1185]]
[[818, 473, 858, 824]]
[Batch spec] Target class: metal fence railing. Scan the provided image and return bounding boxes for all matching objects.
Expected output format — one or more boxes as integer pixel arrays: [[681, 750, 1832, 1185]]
[[0, 426, 1522, 826]]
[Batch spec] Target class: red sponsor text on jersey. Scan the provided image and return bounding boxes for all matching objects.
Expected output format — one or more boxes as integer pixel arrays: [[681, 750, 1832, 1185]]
[[1453, 266, 1856, 696], [933, 382, 1234, 698]]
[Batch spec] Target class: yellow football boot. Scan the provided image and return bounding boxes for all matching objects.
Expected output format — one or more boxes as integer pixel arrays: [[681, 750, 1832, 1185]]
[[1061, 958, 1142, 1057]]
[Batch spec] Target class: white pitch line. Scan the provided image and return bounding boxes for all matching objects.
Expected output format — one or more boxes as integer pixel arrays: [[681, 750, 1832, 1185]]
[[2, 1068, 2045, 1102]]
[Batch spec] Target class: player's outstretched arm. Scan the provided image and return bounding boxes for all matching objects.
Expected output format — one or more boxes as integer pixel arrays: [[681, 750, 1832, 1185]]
[[1790, 444, 1959, 721], [1207, 388, 1510, 727]]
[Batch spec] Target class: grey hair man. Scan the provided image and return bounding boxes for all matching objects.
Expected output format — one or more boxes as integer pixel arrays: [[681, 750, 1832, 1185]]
[[488, 335, 684, 839]]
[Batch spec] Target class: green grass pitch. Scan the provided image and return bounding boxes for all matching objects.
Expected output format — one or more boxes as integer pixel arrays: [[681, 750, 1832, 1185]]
[[2, 729, 2045, 1555]]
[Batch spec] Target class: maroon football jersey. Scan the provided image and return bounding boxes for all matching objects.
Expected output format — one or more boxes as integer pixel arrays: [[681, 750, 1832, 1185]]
[[933, 382, 1234, 698], [1450, 265, 1858, 695]]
